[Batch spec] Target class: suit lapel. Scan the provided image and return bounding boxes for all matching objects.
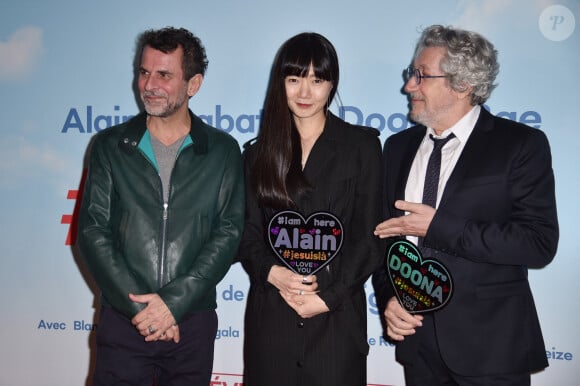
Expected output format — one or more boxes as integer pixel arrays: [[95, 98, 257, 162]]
[[302, 115, 339, 182], [439, 108, 495, 207]]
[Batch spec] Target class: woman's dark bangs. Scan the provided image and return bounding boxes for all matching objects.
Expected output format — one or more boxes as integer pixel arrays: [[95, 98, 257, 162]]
[[282, 55, 333, 81], [311, 53, 333, 81], [283, 61, 310, 77], [282, 52, 311, 77], [282, 46, 332, 81]]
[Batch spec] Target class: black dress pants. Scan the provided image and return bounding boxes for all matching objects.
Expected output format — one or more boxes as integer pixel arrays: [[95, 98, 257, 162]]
[[93, 306, 217, 386]]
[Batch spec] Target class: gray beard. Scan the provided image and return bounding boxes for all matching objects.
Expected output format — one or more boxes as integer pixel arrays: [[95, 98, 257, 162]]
[[142, 93, 188, 118]]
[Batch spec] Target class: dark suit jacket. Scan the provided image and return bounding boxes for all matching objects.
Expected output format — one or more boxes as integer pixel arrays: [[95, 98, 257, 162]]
[[373, 107, 558, 376]]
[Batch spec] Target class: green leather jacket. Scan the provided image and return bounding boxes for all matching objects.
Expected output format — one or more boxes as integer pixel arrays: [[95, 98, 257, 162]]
[[78, 111, 244, 323]]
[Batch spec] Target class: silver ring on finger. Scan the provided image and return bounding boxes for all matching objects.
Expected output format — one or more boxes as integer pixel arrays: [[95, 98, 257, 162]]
[[148, 325, 155, 334], [299, 290, 304, 295]]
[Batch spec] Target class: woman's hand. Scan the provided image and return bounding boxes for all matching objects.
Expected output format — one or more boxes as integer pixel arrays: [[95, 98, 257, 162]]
[[267, 265, 318, 294], [280, 291, 329, 319]]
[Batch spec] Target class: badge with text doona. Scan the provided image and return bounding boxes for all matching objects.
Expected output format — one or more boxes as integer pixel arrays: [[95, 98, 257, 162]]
[[387, 240, 453, 313], [267, 210, 344, 275]]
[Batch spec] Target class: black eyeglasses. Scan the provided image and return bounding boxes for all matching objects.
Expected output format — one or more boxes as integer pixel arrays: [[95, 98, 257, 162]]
[[404, 66, 447, 85]]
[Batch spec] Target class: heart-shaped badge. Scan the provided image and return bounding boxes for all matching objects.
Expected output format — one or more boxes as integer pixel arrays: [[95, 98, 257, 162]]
[[386, 240, 453, 313], [267, 210, 344, 275]]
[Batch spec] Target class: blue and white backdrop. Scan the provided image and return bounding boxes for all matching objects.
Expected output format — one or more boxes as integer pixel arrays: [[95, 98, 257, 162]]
[[1, 1, 578, 385]]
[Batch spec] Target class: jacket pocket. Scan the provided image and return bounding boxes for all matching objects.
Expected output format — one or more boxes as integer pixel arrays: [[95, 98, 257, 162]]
[[199, 214, 209, 239], [188, 213, 209, 242], [460, 175, 503, 188], [475, 280, 528, 299]]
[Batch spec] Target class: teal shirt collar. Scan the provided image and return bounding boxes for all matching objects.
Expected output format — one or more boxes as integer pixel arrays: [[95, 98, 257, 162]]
[[138, 130, 193, 171]]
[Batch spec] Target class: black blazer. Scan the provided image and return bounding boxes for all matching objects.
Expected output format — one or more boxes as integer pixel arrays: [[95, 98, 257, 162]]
[[373, 107, 558, 376]]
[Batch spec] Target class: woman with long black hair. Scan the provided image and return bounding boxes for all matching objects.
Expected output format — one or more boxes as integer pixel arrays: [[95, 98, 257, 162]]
[[238, 32, 384, 386]]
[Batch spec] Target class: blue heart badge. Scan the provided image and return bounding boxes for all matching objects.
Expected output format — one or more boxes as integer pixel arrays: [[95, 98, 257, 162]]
[[268, 210, 344, 275], [387, 240, 453, 313]]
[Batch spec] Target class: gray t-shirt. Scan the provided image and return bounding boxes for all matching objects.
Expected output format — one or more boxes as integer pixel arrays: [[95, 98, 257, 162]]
[[150, 133, 187, 203]]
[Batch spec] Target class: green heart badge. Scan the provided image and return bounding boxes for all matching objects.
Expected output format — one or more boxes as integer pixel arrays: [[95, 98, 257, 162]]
[[268, 210, 344, 275], [387, 240, 453, 313]]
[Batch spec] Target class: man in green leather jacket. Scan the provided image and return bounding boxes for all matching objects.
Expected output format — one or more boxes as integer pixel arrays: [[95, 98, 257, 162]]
[[77, 27, 244, 385]]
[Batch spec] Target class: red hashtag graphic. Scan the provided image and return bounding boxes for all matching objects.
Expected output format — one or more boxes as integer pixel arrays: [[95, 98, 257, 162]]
[[61, 169, 87, 246], [61, 190, 78, 246]]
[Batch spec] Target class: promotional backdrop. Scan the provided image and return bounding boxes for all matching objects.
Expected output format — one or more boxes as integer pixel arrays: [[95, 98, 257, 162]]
[[1, 1, 578, 385]]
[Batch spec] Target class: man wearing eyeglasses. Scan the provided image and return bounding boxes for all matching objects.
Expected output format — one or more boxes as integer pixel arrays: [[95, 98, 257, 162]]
[[372, 25, 558, 386]]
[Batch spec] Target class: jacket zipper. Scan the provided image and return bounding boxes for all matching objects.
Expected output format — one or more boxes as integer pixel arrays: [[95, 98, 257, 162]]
[[159, 202, 168, 287], [158, 141, 192, 287], [136, 147, 172, 289]]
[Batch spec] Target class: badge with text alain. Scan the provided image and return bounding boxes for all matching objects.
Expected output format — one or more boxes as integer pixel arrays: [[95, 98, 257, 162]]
[[268, 210, 344, 275], [387, 240, 453, 313]]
